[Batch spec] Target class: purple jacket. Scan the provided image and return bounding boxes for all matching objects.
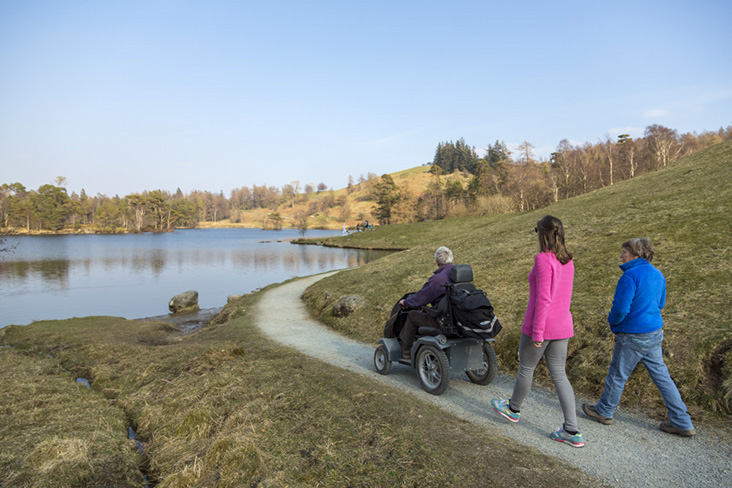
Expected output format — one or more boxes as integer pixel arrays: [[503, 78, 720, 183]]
[[404, 263, 454, 308]]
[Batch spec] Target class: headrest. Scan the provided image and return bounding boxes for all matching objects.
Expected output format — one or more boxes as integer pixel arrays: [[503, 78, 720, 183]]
[[449, 264, 473, 283]]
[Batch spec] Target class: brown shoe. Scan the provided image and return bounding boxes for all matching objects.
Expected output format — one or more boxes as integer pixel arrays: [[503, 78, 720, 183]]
[[401, 348, 411, 359], [660, 421, 696, 437], [582, 403, 614, 425]]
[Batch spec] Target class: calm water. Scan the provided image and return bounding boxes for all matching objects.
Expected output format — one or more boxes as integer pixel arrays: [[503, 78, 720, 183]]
[[0, 229, 388, 328]]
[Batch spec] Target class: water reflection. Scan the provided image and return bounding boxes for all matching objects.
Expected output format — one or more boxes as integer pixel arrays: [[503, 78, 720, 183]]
[[0, 229, 391, 328]]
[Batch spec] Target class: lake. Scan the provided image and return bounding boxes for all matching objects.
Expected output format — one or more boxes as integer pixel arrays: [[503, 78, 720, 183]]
[[0, 228, 389, 328]]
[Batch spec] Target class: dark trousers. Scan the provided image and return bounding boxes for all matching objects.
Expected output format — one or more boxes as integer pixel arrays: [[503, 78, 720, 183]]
[[399, 307, 442, 349]]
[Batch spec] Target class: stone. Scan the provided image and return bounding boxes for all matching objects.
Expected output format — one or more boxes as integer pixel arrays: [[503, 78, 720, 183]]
[[227, 294, 242, 303], [169, 290, 199, 313], [332, 295, 367, 317]]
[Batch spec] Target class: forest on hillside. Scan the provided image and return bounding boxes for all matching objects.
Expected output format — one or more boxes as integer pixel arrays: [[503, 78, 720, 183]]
[[1, 124, 730, 234]]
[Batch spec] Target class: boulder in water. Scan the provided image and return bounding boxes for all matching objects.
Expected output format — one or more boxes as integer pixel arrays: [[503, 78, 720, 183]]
[[169, 290, 199, 313]]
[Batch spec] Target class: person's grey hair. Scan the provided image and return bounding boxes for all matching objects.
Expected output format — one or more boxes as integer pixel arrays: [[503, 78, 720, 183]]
[[622, 237, 654, 262], [434, 246, 454, 266]]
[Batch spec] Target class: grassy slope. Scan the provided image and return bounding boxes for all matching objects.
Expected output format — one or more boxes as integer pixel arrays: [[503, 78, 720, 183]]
[[208, 164, 471, 230], [303, 140, 732, 419], [0, 294, 600, 487]]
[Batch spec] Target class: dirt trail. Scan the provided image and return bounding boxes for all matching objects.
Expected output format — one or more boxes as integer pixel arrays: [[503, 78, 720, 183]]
[[255, 272, 732, 488]]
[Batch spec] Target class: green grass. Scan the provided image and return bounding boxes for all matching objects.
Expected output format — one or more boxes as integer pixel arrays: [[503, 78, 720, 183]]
[[1, 293, 602, 487], [303, 140, 732, 420]]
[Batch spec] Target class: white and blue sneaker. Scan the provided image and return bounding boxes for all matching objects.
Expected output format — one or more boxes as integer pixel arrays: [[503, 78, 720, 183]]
[[491, 398, 521, 423], [550, 425, 585, 448]]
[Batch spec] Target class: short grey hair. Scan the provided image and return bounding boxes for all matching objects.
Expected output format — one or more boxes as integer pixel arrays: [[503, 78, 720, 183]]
[[623, 237, 654, 262], [434, 246, 454, 266]]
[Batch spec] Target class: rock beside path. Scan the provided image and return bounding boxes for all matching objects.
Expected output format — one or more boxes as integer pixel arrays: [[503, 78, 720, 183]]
[[332, 295, 366, 317]]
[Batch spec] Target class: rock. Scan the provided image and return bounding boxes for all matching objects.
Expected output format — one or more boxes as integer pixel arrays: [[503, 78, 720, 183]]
[[227, 294, 242, 303], [332, 295, 367, 317], [169, 290, 199, 313]]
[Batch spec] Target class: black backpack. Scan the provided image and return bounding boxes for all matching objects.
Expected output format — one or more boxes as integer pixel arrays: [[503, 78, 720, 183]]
[[440, 265, 502, 339]]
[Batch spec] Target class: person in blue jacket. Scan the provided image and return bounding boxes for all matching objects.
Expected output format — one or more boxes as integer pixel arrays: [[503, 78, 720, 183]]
[[583, 238, 696, 436]]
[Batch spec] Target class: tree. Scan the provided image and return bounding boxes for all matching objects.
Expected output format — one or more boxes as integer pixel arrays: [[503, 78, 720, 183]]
[[282, 183, 296, 207], [372, 174, 400, 225], [169, 199, 198, 228], [645, 124, 680, 168], [486, 140, 511, 167], [95, 199, 121, 230], [146, 190, 169, 230], [263, 212, 283, 230], [601, 135, 616, 186], [33, 184, 71, 230], [317, 182, 328, 193], [617, 134, 638, 178], [294, 210, 309, 236], [516, 141, 535, 164], [432, 138, 478, 174], [126, 194, 147, 232]]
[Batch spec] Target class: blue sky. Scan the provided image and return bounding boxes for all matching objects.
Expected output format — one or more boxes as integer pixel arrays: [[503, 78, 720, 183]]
[[1, 0, 730, 197]]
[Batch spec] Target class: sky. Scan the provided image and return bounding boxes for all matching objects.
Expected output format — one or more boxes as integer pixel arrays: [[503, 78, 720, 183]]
[[1, 0, 730, 198]]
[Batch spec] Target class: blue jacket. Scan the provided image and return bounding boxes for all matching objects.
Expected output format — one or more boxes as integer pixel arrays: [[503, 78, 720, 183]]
[[405, 263, 454, 308], [608, 258, 666, 334]]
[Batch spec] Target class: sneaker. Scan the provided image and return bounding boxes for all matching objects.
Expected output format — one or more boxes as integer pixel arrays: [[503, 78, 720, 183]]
[[550, 425, 585, 448], [660, 421, 696, 437], [401, 349, 411, 359], [491, 398, 520, 423], [582, 403, 614, 425]]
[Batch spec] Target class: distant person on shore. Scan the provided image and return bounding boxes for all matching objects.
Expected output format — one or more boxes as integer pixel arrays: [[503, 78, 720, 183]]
[[398, 247, 454, 359], [582, 238, 696, 437], [356, 223, 361, 232], [491, 215, 584, 448], [365, 220, 371, 230], [342, 223, 348, 236]]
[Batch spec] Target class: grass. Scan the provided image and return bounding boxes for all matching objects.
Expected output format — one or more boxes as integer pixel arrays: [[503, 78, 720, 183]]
[[302, 140, 732, 421], [0, 293, 602, 487]]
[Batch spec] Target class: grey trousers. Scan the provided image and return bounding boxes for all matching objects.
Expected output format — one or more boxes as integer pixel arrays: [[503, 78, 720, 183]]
[[510, 333, 579, 432]]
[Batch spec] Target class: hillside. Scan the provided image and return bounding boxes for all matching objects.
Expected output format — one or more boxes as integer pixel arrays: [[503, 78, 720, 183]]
[[202, 165, 472, 230], [302, 139, 732, 419]]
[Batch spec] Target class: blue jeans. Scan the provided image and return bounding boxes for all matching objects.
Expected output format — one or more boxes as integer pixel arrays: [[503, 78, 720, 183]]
[[595, 329, 694, 430]]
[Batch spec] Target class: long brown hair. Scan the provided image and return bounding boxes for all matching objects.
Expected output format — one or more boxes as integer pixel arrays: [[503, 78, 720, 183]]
[[535, 215, 573, 264]]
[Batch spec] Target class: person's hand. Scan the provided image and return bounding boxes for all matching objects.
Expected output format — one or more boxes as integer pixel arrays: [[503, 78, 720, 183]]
[[399, 299, 407, 309], [533, 341, 542, 347]]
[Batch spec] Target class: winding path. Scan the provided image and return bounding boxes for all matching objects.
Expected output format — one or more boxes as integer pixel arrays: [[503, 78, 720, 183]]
[[255, 272, 732, 488]]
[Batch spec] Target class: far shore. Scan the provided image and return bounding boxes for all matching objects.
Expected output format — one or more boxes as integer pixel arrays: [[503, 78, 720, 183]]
[[0, 221, 345, 236]]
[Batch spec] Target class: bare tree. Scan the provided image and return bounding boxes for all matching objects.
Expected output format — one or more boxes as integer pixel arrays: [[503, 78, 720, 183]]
[[617, 134, 638, 178], [516, 141, 535, 164], [645, 124, 680, 168], [601, 135, 616, 186]]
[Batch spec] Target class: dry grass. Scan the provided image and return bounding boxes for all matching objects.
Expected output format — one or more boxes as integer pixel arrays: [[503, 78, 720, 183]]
[[0, 346, 142, 487], [1, 294, 603, 487], [302, 140, 732, 422]]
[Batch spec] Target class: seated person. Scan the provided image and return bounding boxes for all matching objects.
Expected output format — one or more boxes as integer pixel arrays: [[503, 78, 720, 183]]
[[398, 246, 454, 358]]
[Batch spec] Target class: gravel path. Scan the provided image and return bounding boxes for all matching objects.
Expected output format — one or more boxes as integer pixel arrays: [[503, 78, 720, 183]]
[[255, 272, 732, 488]]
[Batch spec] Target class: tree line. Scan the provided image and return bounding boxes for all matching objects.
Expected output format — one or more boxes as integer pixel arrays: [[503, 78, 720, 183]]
[[1, 124, 730, 233], [373, 124, 732, 223], [0, 174, 380, 233]]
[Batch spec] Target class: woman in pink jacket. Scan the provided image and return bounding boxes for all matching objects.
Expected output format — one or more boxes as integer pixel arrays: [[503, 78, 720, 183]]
[[491, 215, 584, 447]]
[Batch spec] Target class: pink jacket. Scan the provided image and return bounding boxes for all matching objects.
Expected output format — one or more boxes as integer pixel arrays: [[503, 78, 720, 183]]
[[521, 251, 575, 342]]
